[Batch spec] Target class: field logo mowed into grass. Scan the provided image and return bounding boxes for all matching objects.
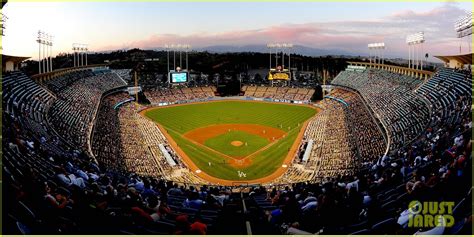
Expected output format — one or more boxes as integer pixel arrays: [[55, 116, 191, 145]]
[[144, 101, 317, 182]]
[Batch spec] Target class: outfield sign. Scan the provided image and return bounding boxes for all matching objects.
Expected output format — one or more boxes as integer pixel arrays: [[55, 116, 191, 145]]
[[346, 65, 366, 72], [127, 86, 142, 95]]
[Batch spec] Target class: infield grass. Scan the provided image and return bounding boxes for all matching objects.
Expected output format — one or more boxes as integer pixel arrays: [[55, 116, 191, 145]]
[[204, 130, 269, 158]]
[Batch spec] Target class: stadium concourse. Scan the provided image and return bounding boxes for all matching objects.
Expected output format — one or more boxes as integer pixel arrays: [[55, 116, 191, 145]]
[[2, 63, 472, 234]]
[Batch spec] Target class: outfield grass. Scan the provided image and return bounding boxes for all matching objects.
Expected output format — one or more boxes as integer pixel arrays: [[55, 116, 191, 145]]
[[145, 101, 317, 180], [204, 130, 269, 157]]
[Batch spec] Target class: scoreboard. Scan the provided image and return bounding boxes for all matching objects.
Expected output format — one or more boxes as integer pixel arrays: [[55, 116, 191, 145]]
[[268, 70, 290, 80], [170, 72, 188, 83]]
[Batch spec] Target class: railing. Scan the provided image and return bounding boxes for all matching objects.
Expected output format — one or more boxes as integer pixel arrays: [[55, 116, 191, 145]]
[[347, 61, 434, 80], [241, 192, 253, 235]]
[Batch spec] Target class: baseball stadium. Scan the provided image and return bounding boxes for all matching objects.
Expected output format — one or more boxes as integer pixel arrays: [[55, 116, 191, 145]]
[[1, 1, 473, 235]]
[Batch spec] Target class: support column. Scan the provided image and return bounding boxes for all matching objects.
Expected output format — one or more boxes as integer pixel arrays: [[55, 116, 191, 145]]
[[167, 49, 170, 72], [282, 49, 285, 69], [269, 48, 272, 70], [288, 48, 291, 73], [275, 49, 278, 68], [408, 44, 411, 69], [38, 40, 42, 74], [370, 48, 372, 64], [420, 44, 423, 71], [45, 45, 49, 73], [49, 42, 53, 72], [414, 44, 417, 70], [42, 42, 46, 73]]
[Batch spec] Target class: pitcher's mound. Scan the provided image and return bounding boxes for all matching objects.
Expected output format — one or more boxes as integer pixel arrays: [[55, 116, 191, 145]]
[[231, 141, 244, 147]]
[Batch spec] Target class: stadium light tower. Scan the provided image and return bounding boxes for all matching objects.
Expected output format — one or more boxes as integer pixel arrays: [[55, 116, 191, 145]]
[[84, 44, 89, 66], [0, 12, 7, 50], [185, 44, 191, 71], [37, 30, 53, 74], [454, 11, 473, 53], [1, 12, 7, 37], [73, 44, 78, 67], [406, 32, 425, 70], [37, 31, 43, 73], [45, 33, 49, 73], [72, 43, 88, 67], [275, 43, 281, 68], [81, 45, 84, 66], [267, 43, 272, 70], [179, 44, 182, 68], [165, 43, 191, 72], [266, 43, 293, 70], [165, 44, 170, 72], [267, 43, 293, 86], [48, 34, 53, 72], [85, 45, 88, 66], [368, 43, 385, 65], [72, 44, 76, 67]]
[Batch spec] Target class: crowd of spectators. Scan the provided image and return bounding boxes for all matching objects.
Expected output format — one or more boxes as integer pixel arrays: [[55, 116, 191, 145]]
[[48, 72, 127, 149], [112, 69, 132, 84], [111, 102, 162, 176], [43, 69, 95, 94], [92, 92, 210, 184], [144, 86, 215, 104], [243, 85, 314, 102], [332, 89, 387, 163], [332, 69, 431, 152], [92, 92, 131, 172], [273, 88, 386, 184], [417, 67, 471, 133]]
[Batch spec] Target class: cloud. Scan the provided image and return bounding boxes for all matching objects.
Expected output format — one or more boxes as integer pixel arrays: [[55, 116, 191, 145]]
[[98, 3, 469, 61]]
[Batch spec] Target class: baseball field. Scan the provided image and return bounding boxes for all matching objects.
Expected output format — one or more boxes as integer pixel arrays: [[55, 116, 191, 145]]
[[143, 100, 317, 183]]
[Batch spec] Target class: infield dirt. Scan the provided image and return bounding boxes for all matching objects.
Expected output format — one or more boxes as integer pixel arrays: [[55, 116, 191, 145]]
[[183, 123, 286, 144]]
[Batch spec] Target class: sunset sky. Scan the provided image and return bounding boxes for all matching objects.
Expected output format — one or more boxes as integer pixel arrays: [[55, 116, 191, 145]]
[[1, 1, 472, 62]]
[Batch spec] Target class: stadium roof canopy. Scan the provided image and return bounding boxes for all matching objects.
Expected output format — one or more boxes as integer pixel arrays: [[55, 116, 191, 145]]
[[2, 54, 30, 73], [434, 52, 473, 68]]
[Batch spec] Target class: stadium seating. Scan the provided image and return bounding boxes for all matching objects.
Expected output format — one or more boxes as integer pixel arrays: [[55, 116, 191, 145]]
[[112, 69, 132, 84], [272, 88, 386, 184], [242, 85, 314, 101], [416, 68, 471, 128], [47, 72, 127, 148], [144, 85, 216, 104], [3, 71, 72, 157], [42, 69, 95, 94], [332, 69, 431, 152]]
